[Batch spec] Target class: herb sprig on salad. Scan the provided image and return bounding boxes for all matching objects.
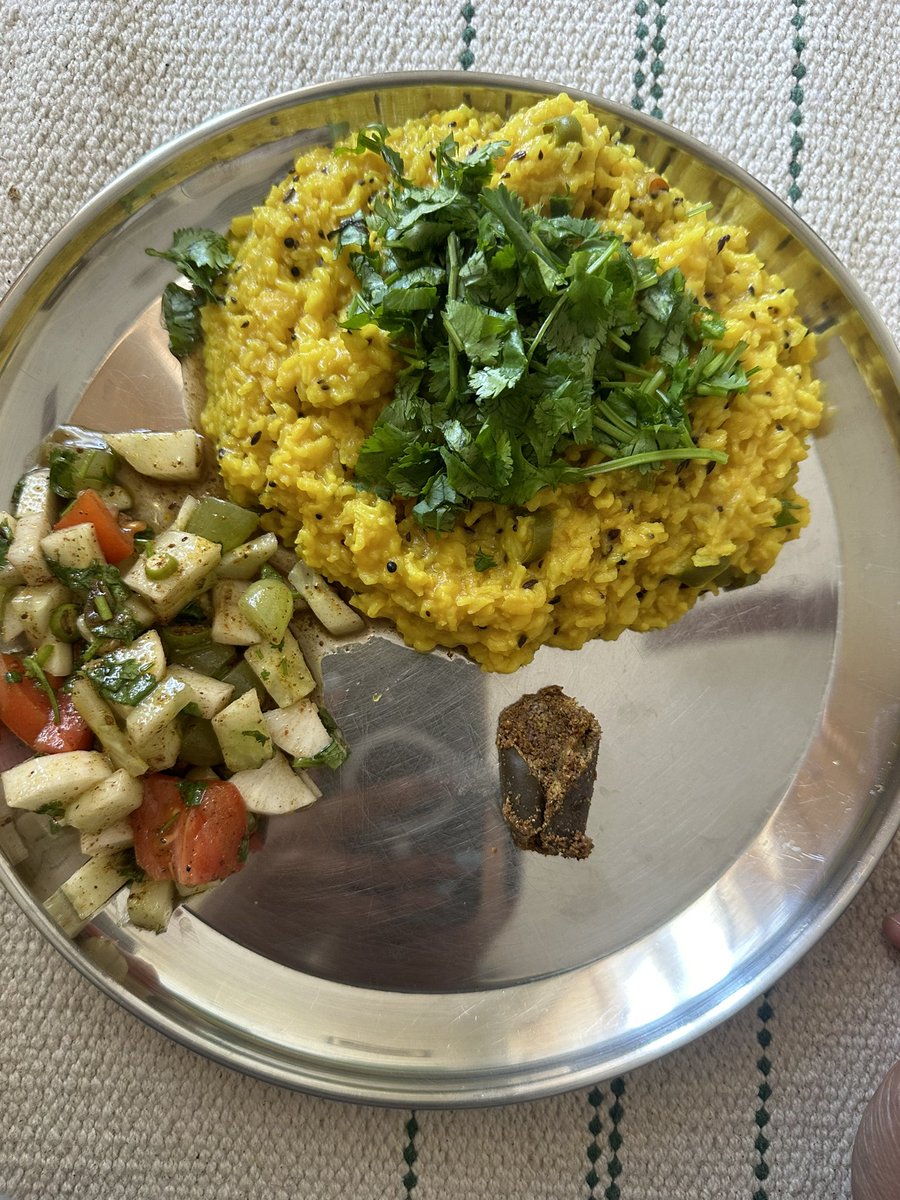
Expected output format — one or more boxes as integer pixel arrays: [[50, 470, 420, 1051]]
[[332, 123, 753, 532]]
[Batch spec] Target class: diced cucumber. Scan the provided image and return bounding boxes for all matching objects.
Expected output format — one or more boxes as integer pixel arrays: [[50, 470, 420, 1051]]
[[1, 750, 111, 812], [0, 511, 22, 586], [9, 471, 55, 585], [169, 495, 198, 532], [137, 721, 181, 772], [230, 749, 319, 815], [65, 769, 143, 833], [211, 689, 274, 772], [219, 659, 268, 706], [288, 561, 366, 636], [105, 429, 205, 481], [94, 628, 167, 683], [263, 698, 332, 759], [96, 484, 133, 512], [40, 523, 105, 570], [211, 580, 261, 646], [80, 818, 134, 856], [59, 849, 131, 920], [14, 469, 54, 520], [127, 878, 176, 933], [244, 629, 315, 707], [186, 497, 259, 552], [124, 529, 221, 621], [70, 677, 150, 777], [180, 717, 224, 767], [125, 673, 196, 746], [167, 666, 233, 718], [39, 640, 73, 677], [2, 582, 71, 646], [217, 532, 279, 579], [169, 640, 237, 678], [239, 577, 293, 644]]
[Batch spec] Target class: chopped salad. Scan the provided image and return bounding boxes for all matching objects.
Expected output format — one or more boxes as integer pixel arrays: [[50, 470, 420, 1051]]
[[0, 427, 362, 935]]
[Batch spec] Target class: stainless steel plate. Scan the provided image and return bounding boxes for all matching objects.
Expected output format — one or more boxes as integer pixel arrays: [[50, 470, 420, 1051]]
[[1, 73, 898, 1107]]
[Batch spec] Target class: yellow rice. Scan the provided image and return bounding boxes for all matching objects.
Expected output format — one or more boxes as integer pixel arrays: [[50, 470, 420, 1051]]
[[201, 94, 821, 673]]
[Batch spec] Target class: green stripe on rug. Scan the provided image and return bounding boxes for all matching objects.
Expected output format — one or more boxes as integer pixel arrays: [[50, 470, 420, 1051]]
[[585, 1078, 626, 1200], [585, 1085, 605, 1197], [647, 1, 667, 119], [753, 993, 774, 1200], [788, 0, 806, 204], [459, 3, 476, 70], [631, 2, 650, 110], [402, 1111, 419, 1197], [633, 1, 666, 118]]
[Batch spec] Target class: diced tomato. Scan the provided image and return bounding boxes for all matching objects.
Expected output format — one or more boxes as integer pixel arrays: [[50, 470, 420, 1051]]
[[0, 652, 92, 754], [33, 691, 94, 754], [54, 489, 134, 563], [131, 775, 248, 887]]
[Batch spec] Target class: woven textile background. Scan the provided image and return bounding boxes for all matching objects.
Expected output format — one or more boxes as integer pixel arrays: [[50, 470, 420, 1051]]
[[1, 3, 899, 1198]]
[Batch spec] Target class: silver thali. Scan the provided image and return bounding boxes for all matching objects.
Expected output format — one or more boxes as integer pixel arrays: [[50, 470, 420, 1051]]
[[0, 73, 898, 1106]]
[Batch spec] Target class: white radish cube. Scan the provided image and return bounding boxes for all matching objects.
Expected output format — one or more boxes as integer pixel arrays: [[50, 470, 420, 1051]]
[[65, 769, 143, 833], [124, 530, 220, 621], [1, 751, 112, 812], [105, 429, 205, 481], [263, 698, 331, 759], [230, 749, 319, 815]]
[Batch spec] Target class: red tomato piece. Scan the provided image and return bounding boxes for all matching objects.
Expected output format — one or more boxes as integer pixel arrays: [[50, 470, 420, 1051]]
[[131, 775, 186, 881], [0, 653, 52, 747], [172, 781, 248, 887], [131, 776, 248, 886], [54, 489, 134, 563], [33, 691, 94, 754]]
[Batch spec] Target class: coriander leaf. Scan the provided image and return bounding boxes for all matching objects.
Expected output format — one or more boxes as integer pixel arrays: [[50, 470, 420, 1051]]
[[774, 498, 802, 527], [47, 445, 116, 500], [293, 708, 349, 770], [474, 550, 497, 571], [335, 123, 407, 182], [178, 779, 207, 807], [82, 656, 157, 706], [146, 228, 233, 302], [146, 228, 233, 359], [47, 561, 141, 644], [161, 283, 202, 359]]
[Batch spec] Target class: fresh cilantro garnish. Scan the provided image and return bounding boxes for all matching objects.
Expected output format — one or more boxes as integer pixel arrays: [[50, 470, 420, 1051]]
[[177, 779, 207, 807], [293, 708, 349, 771], [37, 800, 66, 820], [82, 655, 157, 706], [46, 445, 116, 500], [474, 550, 497, 571], [242, 729, 270, 745], [47, 561, 141, 645], [23, 646, 59, 723], [146, 228, 234, 359], [774, 498, 802, 528], [332, 129, 747, 531]]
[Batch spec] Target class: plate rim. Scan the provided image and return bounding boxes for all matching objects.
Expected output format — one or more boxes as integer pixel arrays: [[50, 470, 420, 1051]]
[[1, 69, 899, 1107]]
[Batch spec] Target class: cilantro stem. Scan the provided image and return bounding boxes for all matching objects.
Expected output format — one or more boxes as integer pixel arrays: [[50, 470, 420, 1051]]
[[527, 291, 567, 364], [24, 647, 60, 724], [585, 445, 728, 476], [446, 232, 461, 400]]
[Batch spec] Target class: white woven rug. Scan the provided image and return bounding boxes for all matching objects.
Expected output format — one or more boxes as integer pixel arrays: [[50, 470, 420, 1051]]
[[1, 3, 898, 1198]]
